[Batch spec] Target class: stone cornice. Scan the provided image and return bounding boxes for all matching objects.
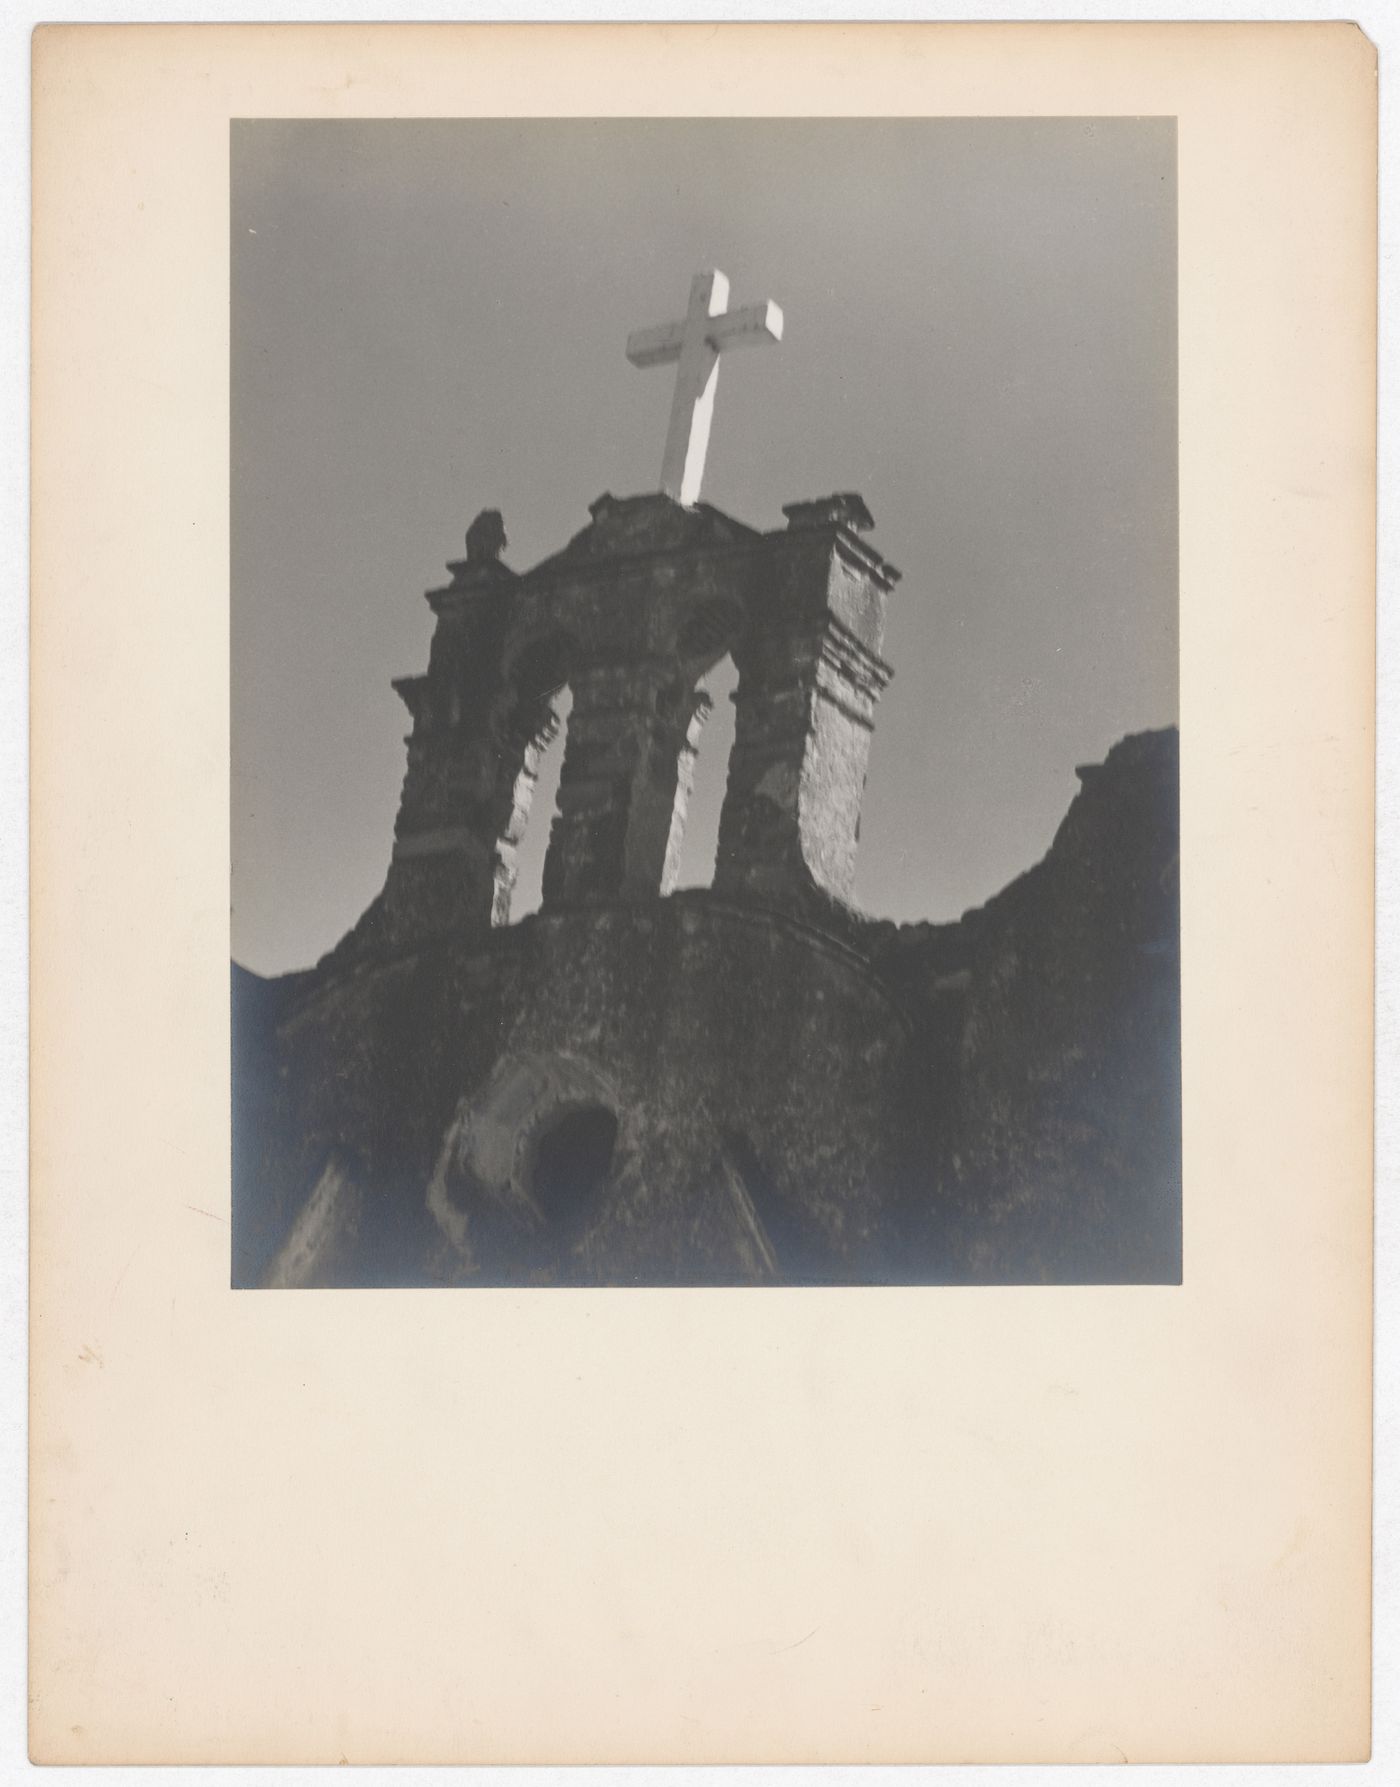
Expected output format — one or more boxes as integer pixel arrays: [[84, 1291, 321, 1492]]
[[819, 615, 895, 701]]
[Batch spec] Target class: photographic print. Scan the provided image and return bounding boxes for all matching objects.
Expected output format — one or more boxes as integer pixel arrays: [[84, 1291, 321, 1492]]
[[231, 117, 1180, 1289]]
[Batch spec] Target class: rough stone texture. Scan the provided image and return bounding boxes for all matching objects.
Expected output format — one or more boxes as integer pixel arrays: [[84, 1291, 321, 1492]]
[[871, 728, 1181, 1283], [233, 492, 1179, 1288]]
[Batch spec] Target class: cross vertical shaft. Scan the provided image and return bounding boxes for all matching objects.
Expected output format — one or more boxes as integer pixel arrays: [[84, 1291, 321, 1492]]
[[662, 272, 727, 506]]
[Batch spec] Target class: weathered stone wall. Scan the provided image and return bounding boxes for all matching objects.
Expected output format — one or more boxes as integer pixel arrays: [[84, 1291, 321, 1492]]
[[235, 896, 912, 1287], [233, 943, 511, 1287], [426, 898, 911, 1284], [715, 499, 895, 909], [875, 729, 1182, 1284]]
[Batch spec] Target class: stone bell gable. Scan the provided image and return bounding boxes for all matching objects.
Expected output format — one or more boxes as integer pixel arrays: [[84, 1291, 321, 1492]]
[[334, 489, 900, 967]]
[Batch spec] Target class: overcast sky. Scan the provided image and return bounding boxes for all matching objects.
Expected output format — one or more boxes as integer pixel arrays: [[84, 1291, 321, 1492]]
[[232, 117, 1176, 976]]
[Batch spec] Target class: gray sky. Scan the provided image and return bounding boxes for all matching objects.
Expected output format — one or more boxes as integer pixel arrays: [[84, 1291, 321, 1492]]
[[232, 118, 1176, 976]]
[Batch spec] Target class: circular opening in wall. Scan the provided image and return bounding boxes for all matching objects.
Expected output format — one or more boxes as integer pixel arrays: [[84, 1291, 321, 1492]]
[[527, 1104, 619, 1249]]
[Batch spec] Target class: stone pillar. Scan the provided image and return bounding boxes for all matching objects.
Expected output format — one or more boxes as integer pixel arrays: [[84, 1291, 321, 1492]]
[[541, 658, 691, 909], [375, 544, 519, 948], [713, 495, 898, 908]]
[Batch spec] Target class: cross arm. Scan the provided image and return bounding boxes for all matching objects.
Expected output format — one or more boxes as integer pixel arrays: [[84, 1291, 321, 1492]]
[[625, 320, 686, 368], [626, 299, 784, 369], [707, 300, 784, 349]]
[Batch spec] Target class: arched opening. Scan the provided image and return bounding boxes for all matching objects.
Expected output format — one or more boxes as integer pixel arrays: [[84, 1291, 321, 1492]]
[[505, 684, 572, 921], [527, 1104, 618, 1252], [492, 634, 574, 925], [667, 653, 738, 892]]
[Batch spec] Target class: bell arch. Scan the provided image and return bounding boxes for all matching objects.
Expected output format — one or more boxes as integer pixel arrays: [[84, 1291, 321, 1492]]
[[664, 653, 738, 893], [491, 632, 575, 925], [659, 596, 745, 894]]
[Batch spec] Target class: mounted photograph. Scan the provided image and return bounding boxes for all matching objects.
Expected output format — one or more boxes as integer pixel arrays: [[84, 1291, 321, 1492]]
[[230, 117, 1180, 1288]]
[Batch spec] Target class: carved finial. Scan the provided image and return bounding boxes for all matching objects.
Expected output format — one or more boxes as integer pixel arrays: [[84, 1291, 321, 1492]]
[[465, 509, 508, 563]]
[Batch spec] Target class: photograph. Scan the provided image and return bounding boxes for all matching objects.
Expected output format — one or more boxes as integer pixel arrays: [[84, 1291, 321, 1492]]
[[230, 116, 1180, 1289]]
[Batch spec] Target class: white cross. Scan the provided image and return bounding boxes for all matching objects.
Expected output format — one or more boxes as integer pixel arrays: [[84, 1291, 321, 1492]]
[[626, 270, 783, 506]]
